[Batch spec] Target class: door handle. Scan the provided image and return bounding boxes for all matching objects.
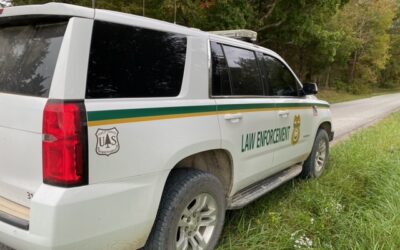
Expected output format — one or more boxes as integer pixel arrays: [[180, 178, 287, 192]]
[[224, 113, 243, 123], [278, 110, 290, 118]]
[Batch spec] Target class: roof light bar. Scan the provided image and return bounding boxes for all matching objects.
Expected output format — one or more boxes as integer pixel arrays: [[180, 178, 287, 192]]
[[209, 29, 258, 43]]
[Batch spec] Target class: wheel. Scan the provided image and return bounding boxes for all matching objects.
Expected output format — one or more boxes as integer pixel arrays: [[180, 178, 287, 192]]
[[145, 168, 226, 250], [300, 129, 330, 178]]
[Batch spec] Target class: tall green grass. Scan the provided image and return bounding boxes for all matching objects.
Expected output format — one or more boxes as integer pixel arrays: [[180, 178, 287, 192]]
[[218, 112, 400, 249]]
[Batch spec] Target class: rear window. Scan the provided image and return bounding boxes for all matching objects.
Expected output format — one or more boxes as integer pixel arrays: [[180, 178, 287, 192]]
[[0, 21, 67, 97], [86, 21, 187, 99]]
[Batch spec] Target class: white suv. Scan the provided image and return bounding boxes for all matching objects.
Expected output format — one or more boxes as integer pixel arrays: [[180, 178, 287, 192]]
[[0, 3, 333, 250]]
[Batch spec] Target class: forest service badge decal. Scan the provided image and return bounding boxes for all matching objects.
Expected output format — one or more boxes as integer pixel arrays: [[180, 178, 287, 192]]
[[291, 115, 301, 145], [96, 128, 120, 156]]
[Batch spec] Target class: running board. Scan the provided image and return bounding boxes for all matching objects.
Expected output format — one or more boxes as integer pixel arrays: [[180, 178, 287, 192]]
[[228, 164, 303, 209]]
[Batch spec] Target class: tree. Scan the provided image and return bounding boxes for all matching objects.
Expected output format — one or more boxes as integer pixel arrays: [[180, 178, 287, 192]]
[[380, 7, 400, 87], [250, 0, 345, 81], [328, 0, 397, 92]]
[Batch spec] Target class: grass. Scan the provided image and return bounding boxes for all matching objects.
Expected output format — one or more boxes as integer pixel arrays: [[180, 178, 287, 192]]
[[317, 88, 400, 104], [217, 112, 400, 250]]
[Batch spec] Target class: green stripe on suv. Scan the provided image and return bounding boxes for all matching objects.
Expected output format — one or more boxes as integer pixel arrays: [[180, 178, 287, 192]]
[[87, 102, 330, 126]]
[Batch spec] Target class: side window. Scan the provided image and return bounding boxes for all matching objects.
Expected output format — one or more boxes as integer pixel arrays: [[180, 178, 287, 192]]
[[86, 21, 187, 98], [211, 42, 231, 96], [262, 55, 299, 97], [222, 45, 263, 96]]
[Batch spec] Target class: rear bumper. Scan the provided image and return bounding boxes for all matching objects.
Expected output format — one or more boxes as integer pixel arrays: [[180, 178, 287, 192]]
[[0, 170, 168, 250], [0, 211, 29, 231]]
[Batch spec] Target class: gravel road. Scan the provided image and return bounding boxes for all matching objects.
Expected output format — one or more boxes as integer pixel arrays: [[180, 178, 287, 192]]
[[1, 93, 400, 250], [331, 93, 400, 143]]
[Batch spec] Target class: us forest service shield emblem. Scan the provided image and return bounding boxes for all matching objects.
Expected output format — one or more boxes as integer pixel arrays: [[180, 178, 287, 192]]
[[96, 128, 120, 156], [291, 115, 301, 145]]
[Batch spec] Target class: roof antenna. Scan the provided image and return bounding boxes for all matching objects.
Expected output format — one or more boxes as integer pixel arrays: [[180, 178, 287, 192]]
[[174, 0, 177, 24], [92, 0, 96, 18], [143, 0, 145, 16]]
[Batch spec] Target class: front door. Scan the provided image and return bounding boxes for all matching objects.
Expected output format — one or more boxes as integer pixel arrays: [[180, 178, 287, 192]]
[[273, 99, 314, 168], [259, 54, 313, 169]]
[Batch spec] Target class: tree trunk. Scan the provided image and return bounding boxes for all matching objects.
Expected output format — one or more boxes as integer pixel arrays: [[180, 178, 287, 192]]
[[349, 50, 358, 83], [325, 66, 331, 88]]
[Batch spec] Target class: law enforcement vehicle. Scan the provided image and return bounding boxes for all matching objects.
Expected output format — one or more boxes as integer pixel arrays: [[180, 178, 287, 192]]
[[0, 3, 333, 250]]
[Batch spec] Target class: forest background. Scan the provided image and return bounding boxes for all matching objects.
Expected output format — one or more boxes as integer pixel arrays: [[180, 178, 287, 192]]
[[10, 0, 400, 94]]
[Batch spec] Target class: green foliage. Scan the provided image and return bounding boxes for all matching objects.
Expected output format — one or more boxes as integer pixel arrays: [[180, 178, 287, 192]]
[[199, 1, 255, 31], [253, 0, 344, 79], [357, 1, 395, 80], [158, 0, 254, 30], [10, 0, 400, 93], [380, 15, 400, 87]]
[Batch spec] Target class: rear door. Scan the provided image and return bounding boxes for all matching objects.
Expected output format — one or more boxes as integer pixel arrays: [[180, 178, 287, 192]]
[[0, 17, 68, 207], [211, 42, 279, 191]]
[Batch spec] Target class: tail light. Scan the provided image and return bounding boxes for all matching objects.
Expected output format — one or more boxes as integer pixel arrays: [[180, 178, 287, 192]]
[[42, 100, 88, 187]]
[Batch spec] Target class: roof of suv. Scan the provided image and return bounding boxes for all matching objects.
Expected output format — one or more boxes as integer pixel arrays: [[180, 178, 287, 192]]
[[0, 2, 94, 18]]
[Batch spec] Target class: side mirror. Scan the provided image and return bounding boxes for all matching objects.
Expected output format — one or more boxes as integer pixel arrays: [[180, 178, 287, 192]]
[[302, 83, 318, 95]]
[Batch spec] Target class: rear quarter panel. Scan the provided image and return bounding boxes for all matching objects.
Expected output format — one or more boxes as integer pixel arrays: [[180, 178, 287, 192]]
[[84, 36, 221, 184], [85, 99, 221, 183]]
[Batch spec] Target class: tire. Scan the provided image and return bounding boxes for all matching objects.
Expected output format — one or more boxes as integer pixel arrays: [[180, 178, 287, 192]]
[[145, 168, 226, 250], [300, 129, 330, 178]]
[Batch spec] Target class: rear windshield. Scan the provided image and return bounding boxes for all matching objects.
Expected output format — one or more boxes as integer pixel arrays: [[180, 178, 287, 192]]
[[0, 21, 67, 97]]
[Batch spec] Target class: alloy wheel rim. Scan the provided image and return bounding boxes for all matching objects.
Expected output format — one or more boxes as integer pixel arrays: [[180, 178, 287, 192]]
[[176, 193, 218, 250], [315, 139, 327, 172]]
